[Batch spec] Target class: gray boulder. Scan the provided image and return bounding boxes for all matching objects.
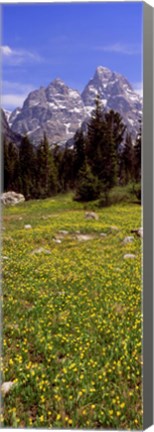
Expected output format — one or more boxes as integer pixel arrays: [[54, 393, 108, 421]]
[[123, 236, 134, 244], [131, 228, 143, 238], [1, 191, 25, 205], [53, 239, 62, 244], [124, 254, 136, 259], [85, 211, 99, 221], [31, 247, 51, 255], [1, 381, 14, 396], [76, 233, 94, 241], [110, 225, 119, 231], [58, 230, 68, 235]]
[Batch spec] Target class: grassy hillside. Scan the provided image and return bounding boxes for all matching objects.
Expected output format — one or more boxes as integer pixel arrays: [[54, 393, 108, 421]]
[[2, 194, 142, 429]]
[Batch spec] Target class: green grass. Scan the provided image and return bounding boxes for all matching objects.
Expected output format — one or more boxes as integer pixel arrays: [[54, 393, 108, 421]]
[[1, 194, 142, 429]]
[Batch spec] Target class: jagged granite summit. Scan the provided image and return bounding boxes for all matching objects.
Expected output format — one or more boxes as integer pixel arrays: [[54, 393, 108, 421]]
[[10, 78, 86, 146], [10, 66, 142, 146], [82, 66, 142, 137]]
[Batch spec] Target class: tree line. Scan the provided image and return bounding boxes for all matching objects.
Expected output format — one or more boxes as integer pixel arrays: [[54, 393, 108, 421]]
[[3, 99, 141, 203]]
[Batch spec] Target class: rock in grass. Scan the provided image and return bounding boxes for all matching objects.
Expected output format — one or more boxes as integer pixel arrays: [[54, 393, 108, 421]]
[[85, 212, 99, 221], [100, 233, 107, 237], [131, 228, 143, 238], [58, 230, 68, 235], [31, 247, 51, 255], [124, 254, 136, 259], [138, 228, 143, 238], [53, 239, 62, 244], [24, 224, 32, 229], [1, 191, 25, 205], [1, 381, 14, 395], [110, 225, 119, 231], [123, 236, 134, 244], [76, 234, 94, 241]]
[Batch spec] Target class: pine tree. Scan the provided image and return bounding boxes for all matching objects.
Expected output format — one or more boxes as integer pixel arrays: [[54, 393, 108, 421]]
[[3, 139, 10, 191], [73, 130, 86, 180], [104, 110, 126, 151], [48, 148, 58, 196], [86, 96, 104, 176], [105, 110, 126, 181], [19, 135, 35, 199], [134, 120, 141, 182], [3, 140, 20, 191], [74, 162, 100, 202], [52, 144, 63, 192], [37, 134, 50, 197], [37, 134, 58, 198], [59, 147, 75, 192], [99, 123, 117, 202], [121, 133, 134, 184], [85, 98, 118, 202]]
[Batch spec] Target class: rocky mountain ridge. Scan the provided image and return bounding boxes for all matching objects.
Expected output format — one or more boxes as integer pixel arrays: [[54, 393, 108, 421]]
[[5, 66, 142, 146], [82, 66, 142, 137], [1, 109, 22, 146]]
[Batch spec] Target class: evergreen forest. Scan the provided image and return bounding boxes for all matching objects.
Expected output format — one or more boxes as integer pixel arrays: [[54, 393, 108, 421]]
[[3, 99, 141, 205]]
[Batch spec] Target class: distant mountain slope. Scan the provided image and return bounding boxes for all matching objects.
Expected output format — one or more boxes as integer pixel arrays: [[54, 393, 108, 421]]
[[9, 107, 21, 127], [9, 66, 142, 146], [3, 109, 12, 123], [1, 109, 22, 146]]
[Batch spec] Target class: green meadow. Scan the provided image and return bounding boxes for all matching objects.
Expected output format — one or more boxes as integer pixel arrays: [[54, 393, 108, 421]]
[[1, 195, 142, 429]]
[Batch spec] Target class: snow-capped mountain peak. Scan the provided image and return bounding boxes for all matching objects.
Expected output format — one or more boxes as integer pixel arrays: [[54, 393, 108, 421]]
[[9, 66, 142, 146]]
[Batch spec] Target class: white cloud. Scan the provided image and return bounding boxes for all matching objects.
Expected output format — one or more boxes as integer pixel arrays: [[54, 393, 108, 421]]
[[1, 45, 13, 56], [2, 94, 27, 109], [94, 43, 141, 55], [0, 45, 42, 65], [1, 81, 35, 110]]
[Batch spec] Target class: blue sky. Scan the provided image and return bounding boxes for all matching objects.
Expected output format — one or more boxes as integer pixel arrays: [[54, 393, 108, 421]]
[[1, 2, 143, 111]]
